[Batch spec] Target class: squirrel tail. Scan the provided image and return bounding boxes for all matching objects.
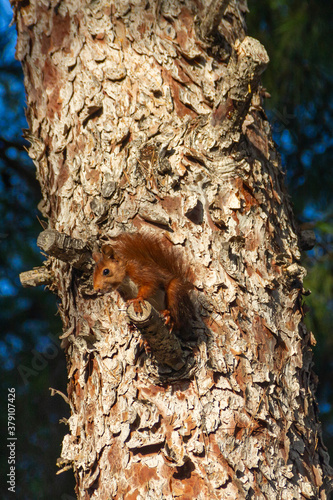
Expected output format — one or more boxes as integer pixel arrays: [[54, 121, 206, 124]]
[[166, 278, 194, 333]]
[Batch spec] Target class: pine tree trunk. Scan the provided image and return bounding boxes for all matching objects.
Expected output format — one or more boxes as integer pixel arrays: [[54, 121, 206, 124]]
[[14, 0, 332, 498]]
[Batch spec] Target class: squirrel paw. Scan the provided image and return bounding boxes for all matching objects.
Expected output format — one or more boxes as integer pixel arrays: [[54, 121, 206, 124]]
[[161, 309, 174, 330], [127, 297, 145, 315]]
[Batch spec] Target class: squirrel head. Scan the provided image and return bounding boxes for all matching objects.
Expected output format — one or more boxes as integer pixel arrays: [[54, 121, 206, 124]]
[[92, 245, 126, 293]]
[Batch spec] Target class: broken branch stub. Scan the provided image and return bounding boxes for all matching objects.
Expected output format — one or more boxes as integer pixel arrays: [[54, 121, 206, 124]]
[[37, 229, 93, 271], [19, 266, 52, 288], [126, 301, 185, 371]]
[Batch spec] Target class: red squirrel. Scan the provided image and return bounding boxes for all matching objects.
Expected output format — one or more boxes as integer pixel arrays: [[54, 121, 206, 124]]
[[92, 232, 194, 331]]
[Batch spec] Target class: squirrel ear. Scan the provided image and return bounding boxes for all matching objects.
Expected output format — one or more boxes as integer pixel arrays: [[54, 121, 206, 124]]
[[101, 244, 116, 259], [92, 251, 102, 262]]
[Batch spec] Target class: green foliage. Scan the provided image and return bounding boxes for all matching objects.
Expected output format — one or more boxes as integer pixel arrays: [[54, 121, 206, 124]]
[[248, 0, 333, 459], [248, 0, 333, 105], [247, 0, 333, 215], [303, 244, 333, 452]]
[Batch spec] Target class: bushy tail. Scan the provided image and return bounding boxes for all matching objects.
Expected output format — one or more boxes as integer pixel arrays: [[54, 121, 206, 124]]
[[167, 278, 195, 335]]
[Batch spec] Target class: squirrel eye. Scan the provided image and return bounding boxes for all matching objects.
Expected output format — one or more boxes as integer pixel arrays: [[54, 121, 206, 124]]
[[102, 268, 110, 276]]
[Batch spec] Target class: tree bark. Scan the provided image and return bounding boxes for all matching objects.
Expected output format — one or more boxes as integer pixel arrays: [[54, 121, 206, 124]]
[[13, 0, 332, 499]]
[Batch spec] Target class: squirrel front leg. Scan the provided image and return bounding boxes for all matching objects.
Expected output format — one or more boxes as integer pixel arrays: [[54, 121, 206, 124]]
[[127, 283, 157, 315], [127, 283, 173, 329]]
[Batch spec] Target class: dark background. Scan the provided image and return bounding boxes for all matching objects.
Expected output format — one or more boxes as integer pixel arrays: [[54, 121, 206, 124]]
[[1, 1, 332, 498]]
